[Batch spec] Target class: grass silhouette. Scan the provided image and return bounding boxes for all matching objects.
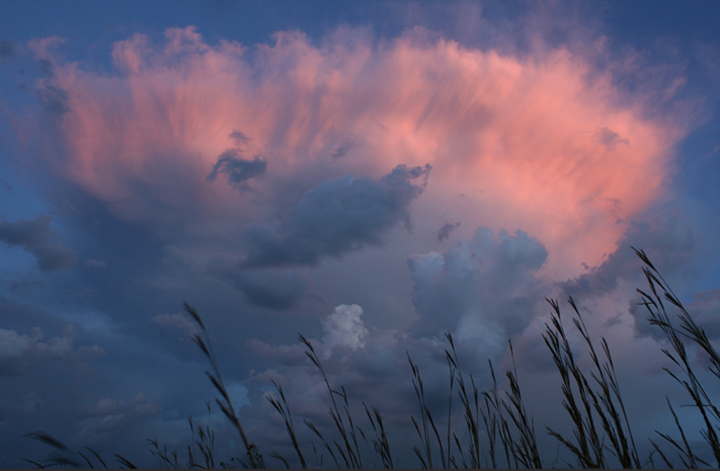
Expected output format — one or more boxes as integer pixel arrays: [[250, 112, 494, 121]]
[[24, 248, 720, 468]]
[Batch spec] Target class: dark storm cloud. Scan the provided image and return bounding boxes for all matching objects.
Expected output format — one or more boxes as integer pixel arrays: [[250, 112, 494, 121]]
[[36, 83, 70, 116], [209, 264, 314, 310], [241, 164, 432, 269], [437, 221, 460, 242], [0, 214, 77, 272], [206, 150, 267, 191]]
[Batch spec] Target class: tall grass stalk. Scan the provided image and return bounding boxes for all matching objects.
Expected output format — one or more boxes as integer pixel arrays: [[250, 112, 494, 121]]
[[543, 297, 640, 468], [363, 402, 395, 468], [408, 353, 445, 468], [297, 334, 364, 469], [24, 248, 720, 469], [267, 379, 307, 468], [633, 247, 720, 467], [184, 302, 265, 468]]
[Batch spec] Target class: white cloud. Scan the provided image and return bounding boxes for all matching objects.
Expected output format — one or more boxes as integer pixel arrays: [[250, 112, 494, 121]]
[[321, 304, 369, 353]]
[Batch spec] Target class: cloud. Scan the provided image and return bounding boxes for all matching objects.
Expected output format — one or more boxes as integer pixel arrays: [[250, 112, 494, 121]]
[[84, 259, 106, 268], [208, 265, 315, 310], [151, 312, 200, 336], [685, 289, 720, 340], [0, 215, 77, 272], [632, 287, 720, 342], [1, 22, 700, 467], [228, 130, 250, 145], [36, 83, 69, 116], [598, 126, 630, 150], [0, 326, 76, 376], [241, 164, 431, 268], [437, 221, 460, 242], [14, 25, 687, 281], [560, 212, 697, 300], [76, 392, 159, 418], [73, 393, 161, 443], [321, 304, 369, 353], [206, 150, 267, 192], [408, 227, 548, 357], [331, 141, 353, 160]]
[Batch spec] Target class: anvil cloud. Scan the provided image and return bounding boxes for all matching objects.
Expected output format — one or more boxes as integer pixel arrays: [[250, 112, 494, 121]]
[[28, 25, 683, 278]]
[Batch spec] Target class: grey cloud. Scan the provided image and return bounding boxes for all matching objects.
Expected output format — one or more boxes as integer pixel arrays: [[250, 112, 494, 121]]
[[558, 212, 701, 344], [241, 164, 432, 269], [331, 141, 353, 160], [437, 221, 460, 242], [37, 83, 69, 115], [408, 227, 548, 354], [0, 214, 77, 271], [228, 130, 250, 144], [560, 213, 696, 300], [84, 259, 106, 268], [73, 393, 161, 443], [209, 264, 314, 310], [151, 312, 200, 336], [207, 150, 267, 191], [238, 313, 502, 469], [686, 289, 720, 340], [76, 393, 159, 419], [245, 339, 306, 367], [0, 326, 76, 376], [598, 127, 630, 150], [632, 288, 720, 342]]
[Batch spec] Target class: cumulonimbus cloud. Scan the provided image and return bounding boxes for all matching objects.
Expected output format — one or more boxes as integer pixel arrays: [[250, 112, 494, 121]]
[[20, 25, 686, 278]]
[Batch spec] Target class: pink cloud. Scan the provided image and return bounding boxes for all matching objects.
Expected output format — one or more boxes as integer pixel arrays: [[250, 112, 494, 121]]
[[28, 25, 687, 277]]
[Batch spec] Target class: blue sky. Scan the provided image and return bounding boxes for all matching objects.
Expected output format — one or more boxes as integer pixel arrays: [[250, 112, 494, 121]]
[[1, 0, 720, 468]]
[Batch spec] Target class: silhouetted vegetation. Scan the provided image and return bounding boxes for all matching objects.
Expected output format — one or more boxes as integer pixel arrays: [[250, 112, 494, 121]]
[[25, 249, 720, 468]]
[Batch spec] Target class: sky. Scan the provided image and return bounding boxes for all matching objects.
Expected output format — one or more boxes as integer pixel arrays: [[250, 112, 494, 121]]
[[1, 0, 720, 468]]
